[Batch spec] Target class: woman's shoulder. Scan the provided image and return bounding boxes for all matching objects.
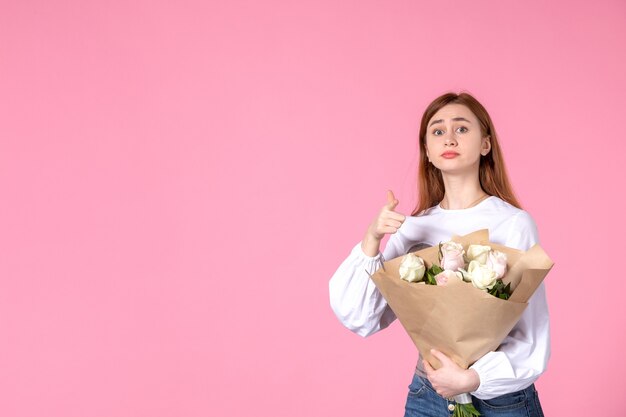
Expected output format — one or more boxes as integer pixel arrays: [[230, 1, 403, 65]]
[[489, 198, 540, 248], [485, 195, 520, 212], [488, 197, 536, 223], [484, 197, 538, 232]]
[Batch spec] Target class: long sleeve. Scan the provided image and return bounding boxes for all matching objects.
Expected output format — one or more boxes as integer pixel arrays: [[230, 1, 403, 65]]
[[469, 211, 551, 399], [329, 232, 406, 337]]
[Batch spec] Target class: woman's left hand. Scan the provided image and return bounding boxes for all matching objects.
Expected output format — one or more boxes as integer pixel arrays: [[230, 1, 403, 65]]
[[423, 349, 480, 398]]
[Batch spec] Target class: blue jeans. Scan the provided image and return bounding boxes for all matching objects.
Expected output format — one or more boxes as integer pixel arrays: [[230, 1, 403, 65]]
[[404, 373, 545, 417]]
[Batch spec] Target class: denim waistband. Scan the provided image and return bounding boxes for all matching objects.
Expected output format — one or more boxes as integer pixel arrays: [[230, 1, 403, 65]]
[[414, 373, 437, 393], [413, 370, 537, 399]]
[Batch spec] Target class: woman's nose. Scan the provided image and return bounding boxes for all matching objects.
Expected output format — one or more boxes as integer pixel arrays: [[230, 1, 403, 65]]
[[444, 133, 458, 146]]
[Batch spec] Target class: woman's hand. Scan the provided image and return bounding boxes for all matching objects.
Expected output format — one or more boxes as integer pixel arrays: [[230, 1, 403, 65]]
[[368, 190, 406, 239], [423, 349, 480, 398], [361, 190, 406, 256]]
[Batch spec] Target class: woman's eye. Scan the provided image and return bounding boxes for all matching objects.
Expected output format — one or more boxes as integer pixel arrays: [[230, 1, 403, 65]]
[[433, 129, 443, 136], [456, 126, 468, 133]]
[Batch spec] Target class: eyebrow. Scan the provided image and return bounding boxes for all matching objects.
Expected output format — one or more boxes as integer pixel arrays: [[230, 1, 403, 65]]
[[429, 117, 472, 127]]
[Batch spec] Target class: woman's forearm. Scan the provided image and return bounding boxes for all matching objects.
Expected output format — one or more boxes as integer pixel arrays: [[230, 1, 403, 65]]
[[361, 230, 382, 257]]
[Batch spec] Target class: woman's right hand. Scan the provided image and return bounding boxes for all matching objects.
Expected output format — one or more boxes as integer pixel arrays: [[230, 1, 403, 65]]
[[361, 190, 406, 256]]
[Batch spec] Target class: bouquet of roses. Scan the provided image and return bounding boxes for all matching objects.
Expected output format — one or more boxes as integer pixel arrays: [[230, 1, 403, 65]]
[[367, 230, 553, 417], [400, 241, 512, 300]]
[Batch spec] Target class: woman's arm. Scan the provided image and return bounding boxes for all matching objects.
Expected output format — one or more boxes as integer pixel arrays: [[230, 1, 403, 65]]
[[470, 283, 550, 399], [424, 211, 550, 399], [469, 210, 551, 399], [329, 230, 406, 337], [329, 191, 408, 337]]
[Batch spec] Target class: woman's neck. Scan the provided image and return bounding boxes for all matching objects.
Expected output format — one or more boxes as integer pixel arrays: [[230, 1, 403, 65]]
[[440, 173, 488, 210]]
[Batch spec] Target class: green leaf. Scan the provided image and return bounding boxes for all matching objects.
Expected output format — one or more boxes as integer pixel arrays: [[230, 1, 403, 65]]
[[453, 403, 481, 417], [484, 279, 512, 300], [426, 273, 437, 285], [424, 264, 443, 286]]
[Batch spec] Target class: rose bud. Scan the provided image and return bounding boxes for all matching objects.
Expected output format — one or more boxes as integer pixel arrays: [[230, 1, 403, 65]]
[[466, 260, 498, 290], [399, 253, 426, 283], [440, 241, 465, 271], [434, 270, 463, 286], [466, 244, 492, 265], [486, 250, 508, 279]]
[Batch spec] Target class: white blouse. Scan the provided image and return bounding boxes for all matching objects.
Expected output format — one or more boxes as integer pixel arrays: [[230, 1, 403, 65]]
[[328, 196, 550, 400]]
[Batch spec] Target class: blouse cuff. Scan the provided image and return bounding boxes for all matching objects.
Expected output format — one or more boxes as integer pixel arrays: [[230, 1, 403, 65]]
[[352, 241, 384, 263], [469, 352, 515, 399], [349, 241, 385, 278]]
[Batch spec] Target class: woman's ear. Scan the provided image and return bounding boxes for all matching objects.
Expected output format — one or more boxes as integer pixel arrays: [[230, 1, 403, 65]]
[[481, 136, 492, 156]]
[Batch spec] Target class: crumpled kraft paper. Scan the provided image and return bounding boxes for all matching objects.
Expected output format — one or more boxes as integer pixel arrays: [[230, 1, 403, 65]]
[[368, 229, 554, 370]]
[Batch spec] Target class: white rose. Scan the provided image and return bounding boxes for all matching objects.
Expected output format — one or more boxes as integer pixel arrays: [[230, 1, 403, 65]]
[[466, 244, 492, 265], [486, 250, 507, 279], [465, 260, 498, 290], [399, 253, 426, 283]]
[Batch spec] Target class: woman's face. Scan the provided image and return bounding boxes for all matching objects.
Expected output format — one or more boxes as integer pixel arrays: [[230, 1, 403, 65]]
[[424, 104, 491, 175]]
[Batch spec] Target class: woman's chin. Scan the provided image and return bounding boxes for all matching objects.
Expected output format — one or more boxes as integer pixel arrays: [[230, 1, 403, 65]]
[[437, 166, 477, 177]]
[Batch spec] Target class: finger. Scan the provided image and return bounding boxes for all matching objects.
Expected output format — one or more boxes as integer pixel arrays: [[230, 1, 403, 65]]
[[430, 349, 450, 366], [382, 210, 406, 222], [384, 219, 403, 229], [379, 226, 399, 235], [422, 359, 434, 374], [387, 212, 406, 223], [386, 190, 398, 210]]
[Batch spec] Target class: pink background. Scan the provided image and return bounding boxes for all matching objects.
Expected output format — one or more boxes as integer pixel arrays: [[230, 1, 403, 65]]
[[1, 1, 625, 416]]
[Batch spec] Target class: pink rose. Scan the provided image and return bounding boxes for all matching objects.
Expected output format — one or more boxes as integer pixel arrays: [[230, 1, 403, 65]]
[[486, 250, 507, 279], [434, 270, 463, 286], [440, 241, 465, 271]]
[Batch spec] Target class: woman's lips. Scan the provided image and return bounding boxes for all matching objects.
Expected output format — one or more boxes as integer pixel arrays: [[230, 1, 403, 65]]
[[441, 152, 459, 159]]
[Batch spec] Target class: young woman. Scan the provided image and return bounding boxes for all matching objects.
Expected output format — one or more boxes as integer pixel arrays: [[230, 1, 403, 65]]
[[329, 92, 549, 417]]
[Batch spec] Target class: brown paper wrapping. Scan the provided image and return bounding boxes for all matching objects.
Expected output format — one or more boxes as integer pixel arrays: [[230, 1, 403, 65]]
[[369, 229, 554, 370]]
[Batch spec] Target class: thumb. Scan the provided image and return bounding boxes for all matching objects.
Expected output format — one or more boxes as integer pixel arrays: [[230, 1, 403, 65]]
[[430, 349, 451, 366], [386, 190, 399, 210]]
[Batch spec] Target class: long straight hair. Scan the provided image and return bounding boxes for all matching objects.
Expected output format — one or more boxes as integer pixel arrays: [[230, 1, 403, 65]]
[[411, 92, 522, 216]]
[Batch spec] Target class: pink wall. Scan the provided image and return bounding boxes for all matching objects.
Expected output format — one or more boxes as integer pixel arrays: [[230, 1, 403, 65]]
[[1, 1, 625, 416]]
